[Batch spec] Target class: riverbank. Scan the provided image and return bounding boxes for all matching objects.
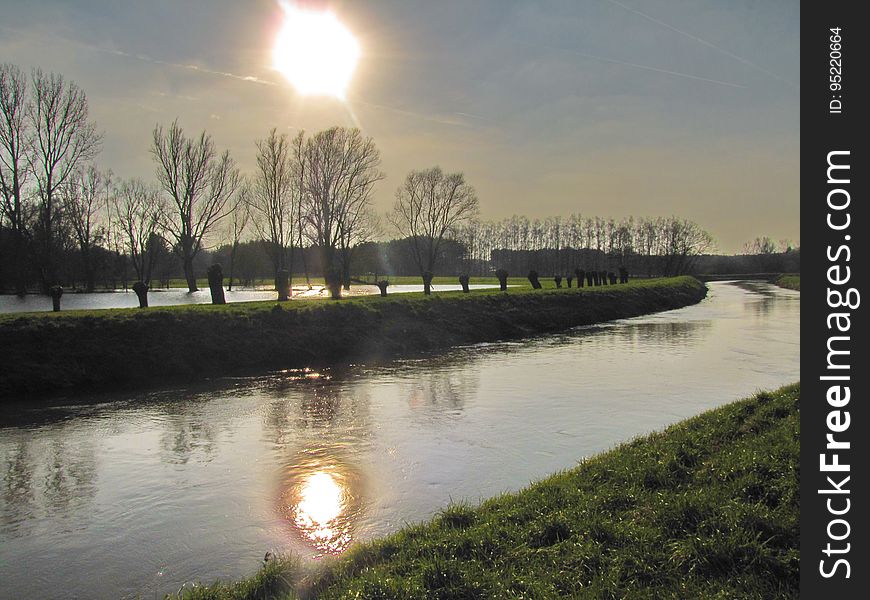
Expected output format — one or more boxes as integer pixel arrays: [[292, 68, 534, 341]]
[[774, 274, 800, 291], [170, 383, 800, 599], [0, 277, 706, 399]]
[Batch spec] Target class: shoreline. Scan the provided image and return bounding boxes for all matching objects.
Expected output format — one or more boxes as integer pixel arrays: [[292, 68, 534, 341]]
[[773, 274, 801, 291], [167, 383, 800, 600], [0, 277, 707, 400]]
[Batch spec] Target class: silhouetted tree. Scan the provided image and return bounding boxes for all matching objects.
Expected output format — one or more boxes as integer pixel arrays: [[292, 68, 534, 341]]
[[225, 185, 250, 291], [390, 166, 478, 294], [62, 165, 109, 291], [0, 64, 31, 294], [152, 119, 240, 292], [112, 178, 165, 305], [298, 127, 383, 298], [29, 68, 101, 292], [248, 128, 298, 292]]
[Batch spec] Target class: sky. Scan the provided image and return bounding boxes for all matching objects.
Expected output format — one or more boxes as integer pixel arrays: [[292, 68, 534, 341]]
[[0, 0, 799, 253]]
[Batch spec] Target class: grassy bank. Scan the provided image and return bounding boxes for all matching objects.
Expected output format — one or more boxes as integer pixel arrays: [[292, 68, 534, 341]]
[[0, 277, 706, 399], [774, 274, 800, 291], [169, 383, 800, 600]]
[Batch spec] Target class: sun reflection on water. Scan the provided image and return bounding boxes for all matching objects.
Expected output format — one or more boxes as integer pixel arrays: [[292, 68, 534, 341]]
[[281, 456, 360, 556]]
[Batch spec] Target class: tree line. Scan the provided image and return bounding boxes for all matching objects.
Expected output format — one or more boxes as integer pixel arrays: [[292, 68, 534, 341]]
[[4, 63, 740, 302]]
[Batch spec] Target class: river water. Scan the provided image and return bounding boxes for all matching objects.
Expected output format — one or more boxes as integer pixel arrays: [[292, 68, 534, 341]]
[[0, 281, 799, 599]]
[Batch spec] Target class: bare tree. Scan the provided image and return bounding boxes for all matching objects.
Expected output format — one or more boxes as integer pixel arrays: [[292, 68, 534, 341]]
[[226, 184, 250, 291], [744, 236, 784, 272], [113, 179, 165, 287], [62, 165, 109, 291], [298, 127, 383, 298], [151, 119, 241, 292], [248, 128, 298, 291], [390, 166, 479, 294], [28, 68, 102, 292], [338, 206, 381, 289], [0, 63, 32, 294]]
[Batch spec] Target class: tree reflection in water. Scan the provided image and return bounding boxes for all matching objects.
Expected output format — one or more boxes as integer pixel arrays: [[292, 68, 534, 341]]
[[1, 436, 98, 531]]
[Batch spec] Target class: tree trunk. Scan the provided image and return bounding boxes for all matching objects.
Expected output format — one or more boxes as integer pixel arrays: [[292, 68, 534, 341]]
[[183, 255, 198, 292], [422, 271, 433, 295], [227, 241, 237, 291], [83, 248, 95, 293], [50, 286, 63, 311], [12, 229, 27, 296], [342, 261, 351, 291], [326, 268, 342, 299], [277, 270, 290, 301], [133, 281, 149, 308], [207, 264, 226, 304], [495, 269, 509, 292]]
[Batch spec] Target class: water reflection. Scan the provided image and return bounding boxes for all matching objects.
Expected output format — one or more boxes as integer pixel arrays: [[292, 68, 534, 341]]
[[404, 368, 477, 413], [279, 450, 362, 555], [1, 436, 98, 532], [733, 280, 799, 318], [606, 319, 713, 349], [159, 407, 218, 465]]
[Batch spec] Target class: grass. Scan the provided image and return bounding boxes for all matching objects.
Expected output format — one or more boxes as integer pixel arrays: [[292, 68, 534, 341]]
[[167, 383, 800, 600], [774, 274, 800, 291], [167, 556, 301, 600], [0, 277, 707, 398]]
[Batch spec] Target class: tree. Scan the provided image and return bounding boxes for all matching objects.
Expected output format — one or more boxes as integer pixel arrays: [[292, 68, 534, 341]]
[[0, 63, 31, 294], [744, 236, 785, 272], [62, 165, 109, 291], [248, 128, 298, 291], [390, 166, 479, 294], [661, 217, 713, 275], [226, 184, 250, 291], [151, 119, 241, 292], [112, 178, 165, 286], [29, 68, 102, 292], [298, 127, 383, 298], [338, 206, 380, 289]]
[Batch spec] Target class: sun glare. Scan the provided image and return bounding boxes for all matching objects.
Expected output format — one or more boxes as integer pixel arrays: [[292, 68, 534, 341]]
[[292, 470, 351, 553], [273, 2, 360, 99]]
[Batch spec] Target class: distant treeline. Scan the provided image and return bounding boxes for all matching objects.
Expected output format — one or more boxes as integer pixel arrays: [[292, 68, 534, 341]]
[[0, 218, 800, 291], [1, 62, 797, 295]]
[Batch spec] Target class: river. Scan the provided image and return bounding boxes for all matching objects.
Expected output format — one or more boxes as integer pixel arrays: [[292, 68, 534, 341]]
[[0, 281, 799, 599]]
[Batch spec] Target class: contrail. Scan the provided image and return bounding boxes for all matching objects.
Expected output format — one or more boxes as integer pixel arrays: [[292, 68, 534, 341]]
[[100, 47, 278, 87], [348, 97, 478, 128], [605, 0, 797, 89], [564, 47, 746, 89]]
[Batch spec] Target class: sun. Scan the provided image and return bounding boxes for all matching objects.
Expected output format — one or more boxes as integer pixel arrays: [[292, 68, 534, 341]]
[[273, 3, 360, 99]]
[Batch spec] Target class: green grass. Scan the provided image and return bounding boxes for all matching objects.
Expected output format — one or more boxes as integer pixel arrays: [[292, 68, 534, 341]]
[[168, 383, 800, 599], [774, 274, 800, 291], [166, 556, 301, 600]]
